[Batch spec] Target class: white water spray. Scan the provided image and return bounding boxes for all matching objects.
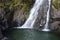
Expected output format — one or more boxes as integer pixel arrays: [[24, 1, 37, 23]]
[[16, 0, 44, 29], [42, 0, 51, 31]]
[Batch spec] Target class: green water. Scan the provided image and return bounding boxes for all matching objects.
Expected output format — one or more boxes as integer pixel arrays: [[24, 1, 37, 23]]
[[6, 29, 60, 40]]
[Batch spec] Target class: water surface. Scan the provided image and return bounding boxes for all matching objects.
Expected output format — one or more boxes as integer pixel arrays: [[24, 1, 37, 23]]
[[6, 29, 60, 40]]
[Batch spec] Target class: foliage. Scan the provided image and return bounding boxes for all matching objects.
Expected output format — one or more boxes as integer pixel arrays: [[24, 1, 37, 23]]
[[0, 0, 34, 20], [52, 0, 60, 10]]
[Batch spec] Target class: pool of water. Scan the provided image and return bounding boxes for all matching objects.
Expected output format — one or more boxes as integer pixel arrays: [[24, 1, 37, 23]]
[[5, 29, 60, 40]]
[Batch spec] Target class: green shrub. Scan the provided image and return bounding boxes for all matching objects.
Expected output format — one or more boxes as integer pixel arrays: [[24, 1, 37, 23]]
[[52, 0, 60, 9]]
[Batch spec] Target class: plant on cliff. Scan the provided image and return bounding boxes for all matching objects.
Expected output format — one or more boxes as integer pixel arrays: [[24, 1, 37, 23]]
[[0, 0, 34, 18], [52, 0, 60, 10]]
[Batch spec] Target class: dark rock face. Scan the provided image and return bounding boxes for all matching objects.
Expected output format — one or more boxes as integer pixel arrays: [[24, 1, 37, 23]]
[[0, 8, 9, 40], [49, 0, 60, 32], [49, 1, 60, 32], [0, 29, 3, 39], [49, 8, 60, 32], [50, 21, 60, 32]]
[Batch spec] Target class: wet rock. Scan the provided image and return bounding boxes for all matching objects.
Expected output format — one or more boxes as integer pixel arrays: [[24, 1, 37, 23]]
[[0, 29, 3, 39], [50, 21, 60, 32]]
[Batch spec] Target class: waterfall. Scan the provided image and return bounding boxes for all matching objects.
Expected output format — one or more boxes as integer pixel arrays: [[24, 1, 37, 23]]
[[16, 0, 44, 29], [16, 0, 51, 32], [42, 0, 51, 31]]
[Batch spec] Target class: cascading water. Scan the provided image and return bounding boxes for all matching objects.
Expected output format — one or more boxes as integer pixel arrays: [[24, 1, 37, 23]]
[[42, 0, 51, 31], [16, 0, 44, 29], [16, 0, 51, 32]]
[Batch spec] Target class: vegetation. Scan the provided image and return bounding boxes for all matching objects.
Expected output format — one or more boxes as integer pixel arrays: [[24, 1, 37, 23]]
[[52, 0, 60, 10], [0, 0, 33, 9]]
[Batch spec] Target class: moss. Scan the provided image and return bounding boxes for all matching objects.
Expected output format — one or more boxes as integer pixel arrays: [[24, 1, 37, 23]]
[[52, 0, 60, 10]]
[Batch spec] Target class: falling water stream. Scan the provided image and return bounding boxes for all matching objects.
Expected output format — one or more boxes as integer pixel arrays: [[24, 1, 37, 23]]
[[16, 0, 44, 29], [42, 0, 51, 31], [16, 0, 51, 31]]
